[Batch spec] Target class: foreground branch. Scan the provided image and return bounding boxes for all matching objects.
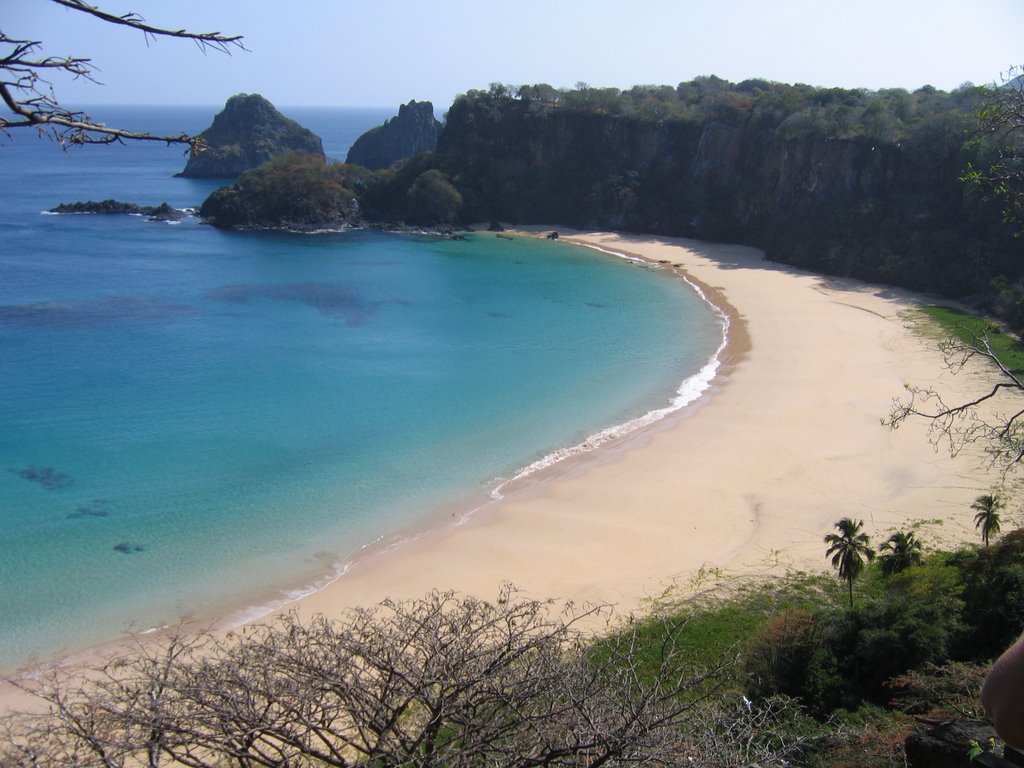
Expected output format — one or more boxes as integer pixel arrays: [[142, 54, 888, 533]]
[[886, 328, 1024, 471], [0, 588, 749, 767], [1, 1, 244, 148]]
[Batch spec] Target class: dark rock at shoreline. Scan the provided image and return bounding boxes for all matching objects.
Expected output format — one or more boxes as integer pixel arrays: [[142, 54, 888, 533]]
[[346, 100, 441, 170], [177, 93, 324, 178], [50, 199, 186, 221]]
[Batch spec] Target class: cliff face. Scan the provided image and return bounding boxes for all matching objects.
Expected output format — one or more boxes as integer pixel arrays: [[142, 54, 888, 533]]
[[436, 96, 1009, 297], [178, 94, 324, 178], [346, 101, 441, 169]]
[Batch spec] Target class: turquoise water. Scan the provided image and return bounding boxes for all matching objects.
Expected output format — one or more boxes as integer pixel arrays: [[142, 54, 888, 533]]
[[0, 107, 724, 670]]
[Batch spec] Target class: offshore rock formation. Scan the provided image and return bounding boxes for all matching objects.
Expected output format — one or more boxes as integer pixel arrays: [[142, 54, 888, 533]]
[[196, 79, 1024, 329], [50, 199, 185, 221], [198, 152, 364, 231], [178, 94, 324, 178], [345, 100, 441, 169]]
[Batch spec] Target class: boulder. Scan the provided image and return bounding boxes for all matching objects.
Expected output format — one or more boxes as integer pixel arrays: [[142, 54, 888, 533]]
[[177, 94, 324, 178], [905, 719, 999, 768]]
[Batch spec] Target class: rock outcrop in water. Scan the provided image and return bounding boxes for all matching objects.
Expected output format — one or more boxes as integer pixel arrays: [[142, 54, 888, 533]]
[[198, 152, 365, 231], [50, 199, 185, 221], [177, 94, 324, 178], [345, 100, 441, 169]]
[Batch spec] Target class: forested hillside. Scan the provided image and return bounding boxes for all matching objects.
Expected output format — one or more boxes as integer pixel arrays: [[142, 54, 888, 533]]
[[436, 78, 1020, 310], [203, 76, 1024, 329]]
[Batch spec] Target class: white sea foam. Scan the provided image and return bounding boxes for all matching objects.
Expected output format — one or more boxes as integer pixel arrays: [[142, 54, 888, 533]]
[[490, 243, 729, 500], [223, 559, 355, 629], [223, 241, 729, 630]]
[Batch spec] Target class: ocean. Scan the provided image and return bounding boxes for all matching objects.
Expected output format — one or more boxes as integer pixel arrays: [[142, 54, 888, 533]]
[[0, 105, 725, 671]]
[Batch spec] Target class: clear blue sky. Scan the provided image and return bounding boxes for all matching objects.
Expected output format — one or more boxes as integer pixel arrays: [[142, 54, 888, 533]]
[[7, 0, 1024, 111]]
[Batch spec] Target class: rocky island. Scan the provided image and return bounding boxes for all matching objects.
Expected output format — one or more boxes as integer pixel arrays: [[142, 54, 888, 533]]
[[177, 93, 324, 178], [345, 100, 441, 169], [50, 199, 186, 221], [198, 153, 365, 231]]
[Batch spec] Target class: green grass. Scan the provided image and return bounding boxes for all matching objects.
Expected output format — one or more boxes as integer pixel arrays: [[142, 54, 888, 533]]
[[588, 574, 842, 696], [919, 305, 1024, 374]]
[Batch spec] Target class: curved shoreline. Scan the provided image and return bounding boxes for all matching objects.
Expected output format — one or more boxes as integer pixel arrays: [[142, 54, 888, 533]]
[[1, 230, 1002, 711], [277, 230, 1000, 622], [490, 241, 733, 499], [0, 229, 733, 690], [217, 234, 737, 630]]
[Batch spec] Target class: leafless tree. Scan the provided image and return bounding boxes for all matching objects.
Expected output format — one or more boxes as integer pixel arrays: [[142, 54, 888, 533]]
[[678, 695, 834, 767], [1, 0, 244, 149], [1, 587, 760, 768], [886, 327, 1024, 474]]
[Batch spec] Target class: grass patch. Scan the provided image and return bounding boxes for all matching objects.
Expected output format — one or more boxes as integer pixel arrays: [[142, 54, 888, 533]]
[[590, 574, 842, 696], [919, 305, 1024, 374]]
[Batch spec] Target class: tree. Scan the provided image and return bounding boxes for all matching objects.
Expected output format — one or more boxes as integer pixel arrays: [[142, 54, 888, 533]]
[[972, 492, 1004, 546], [1, 587, 738, 767], [1, 0, 243, 148], [961, 66, 1024, 236], [878, 530, 924, 575], [886, 322, 1024, 474], [824, 517, 875, 607], [406, 169, 463, 224]]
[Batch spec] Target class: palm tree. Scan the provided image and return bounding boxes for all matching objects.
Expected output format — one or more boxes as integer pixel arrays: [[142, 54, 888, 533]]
[[972, 493, 1004, 547], [824, 518, 875, 607], [878, 530, 924, 575]]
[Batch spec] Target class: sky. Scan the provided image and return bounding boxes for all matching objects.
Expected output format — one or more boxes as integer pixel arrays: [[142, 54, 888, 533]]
[[6, 0, 1024, 112]]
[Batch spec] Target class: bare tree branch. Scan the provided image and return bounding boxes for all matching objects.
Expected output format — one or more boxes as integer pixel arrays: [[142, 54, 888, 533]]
[[886, 324, 1024, 473], [0, 588, 777, 768], [1, 1, 244, 149], [49, 0, 244, 53]]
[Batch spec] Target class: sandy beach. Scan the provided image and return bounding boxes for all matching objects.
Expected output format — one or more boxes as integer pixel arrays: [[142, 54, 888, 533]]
[[1, 231, 1007, 711], [278, 230, 1004, 622]]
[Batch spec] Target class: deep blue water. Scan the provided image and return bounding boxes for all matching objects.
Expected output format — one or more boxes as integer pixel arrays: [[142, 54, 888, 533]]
[[0, 106, 724, 670]]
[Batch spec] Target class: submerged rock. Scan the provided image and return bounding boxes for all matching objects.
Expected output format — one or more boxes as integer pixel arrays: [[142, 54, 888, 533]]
[[177, 93, 324, 178], [10, 466, 73, 490], [113, 542, 145, 554]]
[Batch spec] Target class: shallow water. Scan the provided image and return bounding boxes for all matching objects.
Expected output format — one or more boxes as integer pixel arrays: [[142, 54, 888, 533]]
[[0, 107, 724, 670]]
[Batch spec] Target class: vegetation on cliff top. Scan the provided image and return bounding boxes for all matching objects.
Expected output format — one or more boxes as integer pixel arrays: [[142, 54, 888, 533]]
[[201, 75, 1024, 335], [439, 79, 1019, 304]]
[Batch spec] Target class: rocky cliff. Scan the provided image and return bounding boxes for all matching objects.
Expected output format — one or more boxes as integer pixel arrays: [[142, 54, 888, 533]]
[[346, 100, 441, 169], [435, 85, 1016, 299], [178, 94, 324, 178], [195, 80, 1023, 326]]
